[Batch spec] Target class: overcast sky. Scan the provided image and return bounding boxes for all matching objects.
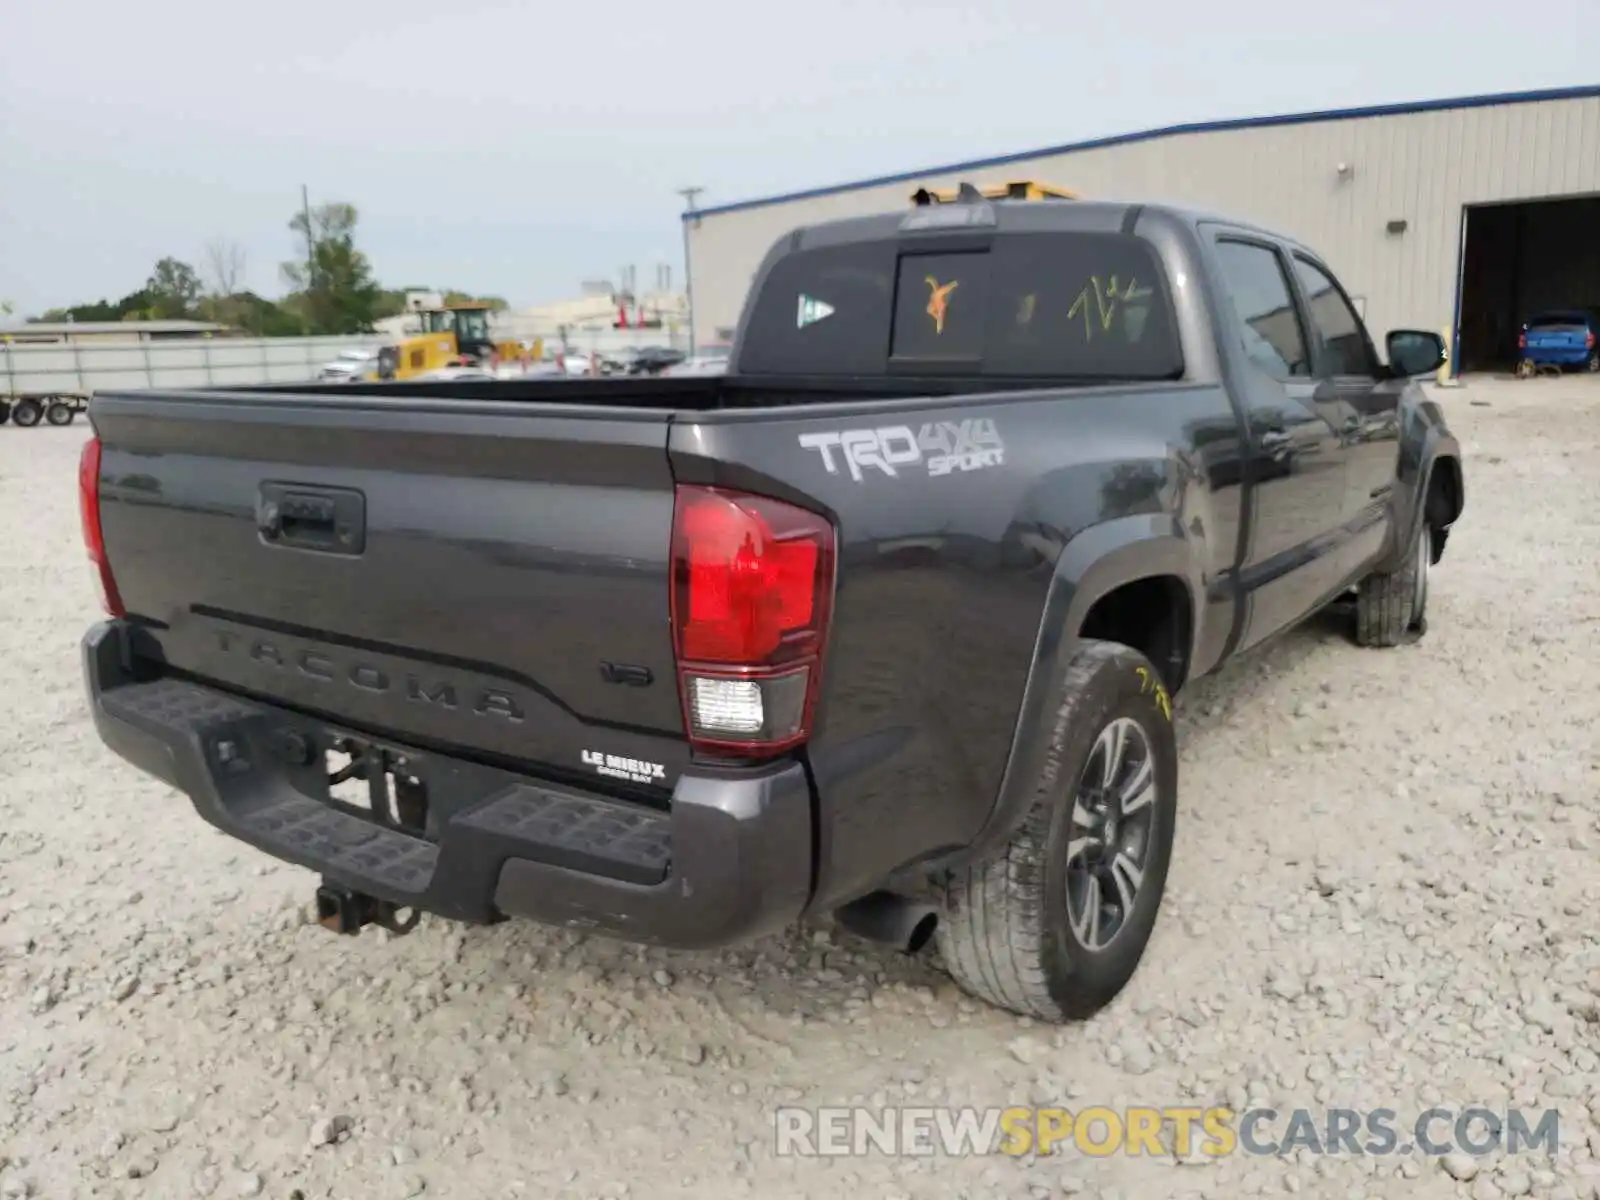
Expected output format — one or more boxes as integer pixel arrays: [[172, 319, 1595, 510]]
[[2, 0, 1595, 315]]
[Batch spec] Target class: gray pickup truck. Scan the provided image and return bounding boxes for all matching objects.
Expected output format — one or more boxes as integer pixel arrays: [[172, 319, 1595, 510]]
[[79, 189, 1463, 1022]]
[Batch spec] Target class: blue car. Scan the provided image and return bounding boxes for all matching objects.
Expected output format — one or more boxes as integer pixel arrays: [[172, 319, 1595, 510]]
[[1517, 309, 1600, 375]]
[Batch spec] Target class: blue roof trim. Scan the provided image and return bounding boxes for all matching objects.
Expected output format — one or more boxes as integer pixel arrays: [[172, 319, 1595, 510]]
[[683, 83, 1600, 220]]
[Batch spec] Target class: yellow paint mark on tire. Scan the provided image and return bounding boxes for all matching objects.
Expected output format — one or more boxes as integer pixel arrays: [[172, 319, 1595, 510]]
[[1135, 666, 1173, 722]]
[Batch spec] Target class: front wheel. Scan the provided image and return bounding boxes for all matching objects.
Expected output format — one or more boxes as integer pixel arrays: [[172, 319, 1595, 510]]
[[1356, 518, 1430, 647], [936, 639, 1179, 1022]]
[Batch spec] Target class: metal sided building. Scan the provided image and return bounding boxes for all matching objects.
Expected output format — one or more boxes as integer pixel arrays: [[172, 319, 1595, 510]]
[[683, 85, 1600, 374]]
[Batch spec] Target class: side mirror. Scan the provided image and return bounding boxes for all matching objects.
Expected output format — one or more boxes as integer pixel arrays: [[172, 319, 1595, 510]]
[[1387, 329, 1446, 377]]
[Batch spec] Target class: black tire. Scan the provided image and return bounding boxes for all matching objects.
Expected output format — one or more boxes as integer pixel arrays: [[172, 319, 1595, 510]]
[[0, 402, 10, 425], [11, 398, 42, 428], [1587, 351, 1599, 374], [45, 402, 74, 426], [936, 639, 1179, 1022], [1356, 518, 1430, 647]]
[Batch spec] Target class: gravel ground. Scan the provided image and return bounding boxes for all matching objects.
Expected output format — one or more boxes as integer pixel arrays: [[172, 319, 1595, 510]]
[[2, 376, 1598, 1200]]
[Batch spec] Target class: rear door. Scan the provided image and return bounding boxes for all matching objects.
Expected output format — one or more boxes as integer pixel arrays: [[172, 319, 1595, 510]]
[[1207, 234, 1349, 649]]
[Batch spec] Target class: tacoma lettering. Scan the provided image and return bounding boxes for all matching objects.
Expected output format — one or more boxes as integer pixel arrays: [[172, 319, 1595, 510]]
[[213, 631, 522, 722]]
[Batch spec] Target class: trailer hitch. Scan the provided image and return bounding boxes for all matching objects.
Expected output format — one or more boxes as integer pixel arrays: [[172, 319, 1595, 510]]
[[314, 882, 420, 937]]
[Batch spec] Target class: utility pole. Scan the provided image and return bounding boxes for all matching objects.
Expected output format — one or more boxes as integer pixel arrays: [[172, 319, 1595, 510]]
[[677, 187, 703, 353], [300, 184, 317, 298]]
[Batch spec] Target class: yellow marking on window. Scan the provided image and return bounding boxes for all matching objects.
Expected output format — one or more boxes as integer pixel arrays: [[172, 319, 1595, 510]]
[[925, 276, 959, 335], [1067, 276, 1155, 341]]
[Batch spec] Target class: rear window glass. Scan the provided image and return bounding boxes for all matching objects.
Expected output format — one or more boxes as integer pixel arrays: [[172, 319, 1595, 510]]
[[738, 232, 1182, 379], [737, 242, 898, 375], [1527, 312, 1589, 330]]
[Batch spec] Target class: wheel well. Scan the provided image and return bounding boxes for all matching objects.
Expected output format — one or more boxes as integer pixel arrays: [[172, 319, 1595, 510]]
[[1425, 457, 1463, 528], [1078, 575, 1192, 692]]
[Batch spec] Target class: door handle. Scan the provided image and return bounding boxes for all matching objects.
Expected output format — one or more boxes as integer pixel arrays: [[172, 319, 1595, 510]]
[[258, 482, 367, 554]]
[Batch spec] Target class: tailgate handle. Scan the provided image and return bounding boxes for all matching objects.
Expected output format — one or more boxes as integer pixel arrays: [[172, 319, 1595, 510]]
[[258, 483, 367, 554]]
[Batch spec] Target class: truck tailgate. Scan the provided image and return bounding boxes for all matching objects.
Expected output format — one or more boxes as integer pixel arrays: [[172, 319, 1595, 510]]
[[90, 390, 689, 786]]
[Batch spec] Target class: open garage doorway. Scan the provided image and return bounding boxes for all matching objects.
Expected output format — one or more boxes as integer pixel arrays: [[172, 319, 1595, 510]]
[[1457, 194, 1600, 374]]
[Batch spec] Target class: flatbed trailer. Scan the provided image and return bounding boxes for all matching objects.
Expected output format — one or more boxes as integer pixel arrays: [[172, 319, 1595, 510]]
[[0, 392, 88, 428]]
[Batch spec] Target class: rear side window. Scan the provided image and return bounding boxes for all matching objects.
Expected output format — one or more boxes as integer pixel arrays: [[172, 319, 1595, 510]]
[[737, 232, 1182, 379], [1213, 240, 1310, 380]]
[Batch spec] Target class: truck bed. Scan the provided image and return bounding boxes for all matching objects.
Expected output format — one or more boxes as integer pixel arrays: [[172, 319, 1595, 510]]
[[233, 372, 1095, 410], [86, 375, 1058, 795]]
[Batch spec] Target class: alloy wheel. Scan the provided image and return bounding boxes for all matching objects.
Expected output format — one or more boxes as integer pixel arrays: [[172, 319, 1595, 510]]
[[1064, 717, 1157, 951]]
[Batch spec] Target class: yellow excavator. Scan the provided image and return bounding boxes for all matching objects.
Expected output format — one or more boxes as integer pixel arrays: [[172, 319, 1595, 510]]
[[910, 180, 1080, 206], [375, 294, 538, 380]]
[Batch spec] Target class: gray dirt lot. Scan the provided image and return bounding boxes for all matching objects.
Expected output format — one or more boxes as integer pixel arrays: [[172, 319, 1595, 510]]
[[2, 376, 1598, 1200]]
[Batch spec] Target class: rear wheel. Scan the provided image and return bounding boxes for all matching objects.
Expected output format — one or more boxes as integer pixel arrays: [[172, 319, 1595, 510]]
[[1515, 358, 1536, 379], [11, 398, 42, 427], [45, 401, 74, 426], [0, 401, 10, 425], [936, 639, 1178, 1022], [1587, 351, 1599, 373]]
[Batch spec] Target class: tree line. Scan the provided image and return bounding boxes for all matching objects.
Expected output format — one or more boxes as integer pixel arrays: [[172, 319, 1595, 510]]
[[27, 202, 506, 337]]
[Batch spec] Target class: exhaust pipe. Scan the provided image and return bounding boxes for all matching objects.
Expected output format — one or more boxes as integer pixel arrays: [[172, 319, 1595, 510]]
[[833, 891, 939, 954]]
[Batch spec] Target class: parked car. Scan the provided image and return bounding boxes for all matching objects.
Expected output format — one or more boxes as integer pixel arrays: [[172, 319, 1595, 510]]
[[555, 353, 596, 377], [495, 359, 563, 379], [413, 365, 497, 381], [315, 348, 379, 383], [628, 346, 687, 375], [1517, 309, 1600, 376], [78, 191, 1464, 1022]]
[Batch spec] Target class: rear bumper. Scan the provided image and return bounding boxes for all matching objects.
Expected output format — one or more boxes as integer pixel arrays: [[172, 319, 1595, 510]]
[[83, 620, 813, 949], [1524, 347, 1591, 365]]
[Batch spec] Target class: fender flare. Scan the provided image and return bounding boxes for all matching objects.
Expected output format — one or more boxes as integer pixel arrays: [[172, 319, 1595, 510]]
[[944, 515, 1203, 870], [1388, 428, 1463, 570]]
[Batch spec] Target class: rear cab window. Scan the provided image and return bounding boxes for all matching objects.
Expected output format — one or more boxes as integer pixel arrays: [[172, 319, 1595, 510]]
[[737, 230, 1184, 380]]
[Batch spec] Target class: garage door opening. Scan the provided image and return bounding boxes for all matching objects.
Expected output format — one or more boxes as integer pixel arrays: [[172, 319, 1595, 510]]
[[1457, 193, 1600, 374]]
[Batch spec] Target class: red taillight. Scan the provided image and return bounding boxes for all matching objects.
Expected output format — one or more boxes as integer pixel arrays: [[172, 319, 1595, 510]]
[[1518, 332, 1527, 350], [78, 436, 125, 617], [670, 485, 835, 756], [1588, 331, 1596, 349]]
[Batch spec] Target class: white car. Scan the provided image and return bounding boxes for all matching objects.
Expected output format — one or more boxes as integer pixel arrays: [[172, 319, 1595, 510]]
[[414, 365, 497, 382], [316, 348, 378, 382], [494, 360, 564, 379]]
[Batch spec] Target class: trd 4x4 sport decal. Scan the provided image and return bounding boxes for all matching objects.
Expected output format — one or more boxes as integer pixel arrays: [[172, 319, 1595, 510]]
[[798, 418, 1005, 482]]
